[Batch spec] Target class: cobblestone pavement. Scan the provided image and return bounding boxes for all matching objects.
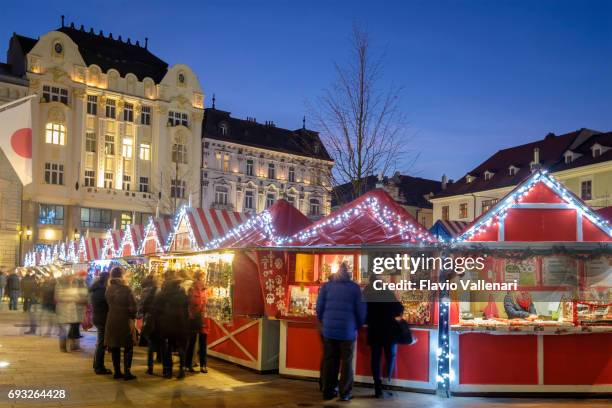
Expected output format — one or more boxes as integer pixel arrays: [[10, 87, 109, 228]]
[[0, 305, 609, 407]]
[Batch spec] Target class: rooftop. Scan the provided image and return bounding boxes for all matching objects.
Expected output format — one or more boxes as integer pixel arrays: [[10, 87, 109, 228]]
[[433, 128, 611, 198], [11, 19, 168, 82], [333, 173, 442, 208], [202, 107, 333, 162]]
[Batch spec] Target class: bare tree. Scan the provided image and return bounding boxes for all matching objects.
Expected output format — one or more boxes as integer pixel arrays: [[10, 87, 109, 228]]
[[311, 25, 411, 199]]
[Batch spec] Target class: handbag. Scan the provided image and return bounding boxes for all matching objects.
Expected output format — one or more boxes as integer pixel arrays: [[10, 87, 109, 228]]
[[395, 319, 413, 345]]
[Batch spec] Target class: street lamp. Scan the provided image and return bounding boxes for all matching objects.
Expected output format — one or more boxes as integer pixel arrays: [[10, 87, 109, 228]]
[[25, 226, 32, 239], [74, 229, 80, 240]]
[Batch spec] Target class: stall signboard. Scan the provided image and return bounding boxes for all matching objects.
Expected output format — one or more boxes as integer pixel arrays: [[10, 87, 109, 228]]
[[585, 257, 612, 287], [256, 251, 288, 317]]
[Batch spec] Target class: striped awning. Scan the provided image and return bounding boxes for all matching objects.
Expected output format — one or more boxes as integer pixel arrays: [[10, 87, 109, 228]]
[[441, 220, 469, 237], [119, 224, 145, 257], [168, 207, 248, 251], [84, 237, 105, 261], [102, 230, 124, 259], [140, 216, 173, 255]]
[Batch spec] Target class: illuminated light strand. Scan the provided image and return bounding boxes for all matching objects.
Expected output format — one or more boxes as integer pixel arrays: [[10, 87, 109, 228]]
[[436, 298, 454, 394], [293, 196, 435, 244], [204, 210, 283, 251], [163, 206, 201, 252], [454, 170, 612, 242], [137, 216, 164, 255]]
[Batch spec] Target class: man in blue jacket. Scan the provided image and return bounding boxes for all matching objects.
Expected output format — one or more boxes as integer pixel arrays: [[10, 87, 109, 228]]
[[316, 262, 366, 401]]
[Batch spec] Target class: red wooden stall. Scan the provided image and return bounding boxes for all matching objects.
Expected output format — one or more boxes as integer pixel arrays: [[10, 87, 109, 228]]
[[165, 205, 306, 371], [278, 189, 440, 391], [450, 170, 612, 394], [203, 200, 312, 371]]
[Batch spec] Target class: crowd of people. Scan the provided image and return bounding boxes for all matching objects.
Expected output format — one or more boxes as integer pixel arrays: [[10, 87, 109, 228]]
[[0, 266, 209, 381], [2, 262, 409, 401]]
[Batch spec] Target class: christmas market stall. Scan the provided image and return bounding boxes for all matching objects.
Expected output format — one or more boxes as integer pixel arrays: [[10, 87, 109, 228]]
[[137, 216, 173, 274], [101, 229, 124, 260], [201, 199, 312, 372], [429, 220, 470, 242], [445, 170, 612, 395], [163, 207, 281, 369], [277, 189, 440, 391]]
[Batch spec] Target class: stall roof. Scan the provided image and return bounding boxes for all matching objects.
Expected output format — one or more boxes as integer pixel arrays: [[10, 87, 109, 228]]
[[289, 189, 436, 246], [429, 220, 470, 242], [456, 170, 612, 242], [598, 207, 612, 223], [204, 199, 312, 250], [118, 224, 145, 257], [139, 216, 173, 255], [102, 229, 124, 259], [80, 237, 105, 262], [166, 207, 249, 251]]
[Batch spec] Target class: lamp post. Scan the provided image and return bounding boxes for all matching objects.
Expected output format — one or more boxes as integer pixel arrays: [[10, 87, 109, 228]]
[[18, 226, 32, 267], [74, 229, 81, 240]]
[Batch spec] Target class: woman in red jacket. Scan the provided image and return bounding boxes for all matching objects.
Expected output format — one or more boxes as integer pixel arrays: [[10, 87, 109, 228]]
[[185, 270, 209, 373]]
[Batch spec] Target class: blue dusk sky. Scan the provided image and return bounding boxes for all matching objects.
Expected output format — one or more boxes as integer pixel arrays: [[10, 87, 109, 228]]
[[1, 0, 610, 181]]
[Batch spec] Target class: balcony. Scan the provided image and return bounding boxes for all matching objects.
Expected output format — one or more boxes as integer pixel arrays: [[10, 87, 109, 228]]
[[211, 202, 235, 211], [81, 187, 157, 212]]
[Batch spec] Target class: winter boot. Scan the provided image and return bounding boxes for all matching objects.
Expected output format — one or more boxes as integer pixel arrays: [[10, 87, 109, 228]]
[[70, 338, 81, 351], [124, 347, 136, 381], [59, 338, 68, 353], [111, 348, 123, 379]]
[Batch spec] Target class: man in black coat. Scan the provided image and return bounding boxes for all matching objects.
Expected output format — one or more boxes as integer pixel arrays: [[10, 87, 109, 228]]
[[363, 274, 404, 398], [90, 272, 112, 375], [154, 278, 189, 379], [21, 272, 36, 312], [6, 270, 21, 310]]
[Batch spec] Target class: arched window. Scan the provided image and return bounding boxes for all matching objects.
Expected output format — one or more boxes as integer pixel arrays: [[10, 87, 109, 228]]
[[266, 192, 276, 208], [45, 123, 65, 145], [215, 186, 229, 205], [309, 198, 320, 216]]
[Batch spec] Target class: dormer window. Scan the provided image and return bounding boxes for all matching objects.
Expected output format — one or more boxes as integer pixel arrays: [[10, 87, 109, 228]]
[[508, 165, 518, 176], [219, 123, 228, 136], [484, 171, 494, 181], [590, 143, 609, 158], [565, 151, 574, 164], [466, 174, 475, 183]]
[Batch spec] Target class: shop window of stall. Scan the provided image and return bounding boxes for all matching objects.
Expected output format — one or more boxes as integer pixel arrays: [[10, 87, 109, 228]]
[[285, 252, 360, 318], [453, 254, 598, 331]]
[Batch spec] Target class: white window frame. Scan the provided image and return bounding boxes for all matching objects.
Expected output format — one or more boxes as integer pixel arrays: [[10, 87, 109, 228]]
[[123, 103, 134, 122], [45, 123, 66, 145], [42, 85, 68, 104], [244, 190, 254, 209], [84, 170, 95, 187], [141, 106, 151, 125], [105, 99, 116, 119], [44, 162, 64, 185], [122, 137, 133, 158], [139, 143, 151, 161], [86, 95, 97, 115]]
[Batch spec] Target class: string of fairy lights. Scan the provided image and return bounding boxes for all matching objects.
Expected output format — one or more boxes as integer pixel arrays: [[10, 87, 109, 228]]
[[454, 169, 612, 243]]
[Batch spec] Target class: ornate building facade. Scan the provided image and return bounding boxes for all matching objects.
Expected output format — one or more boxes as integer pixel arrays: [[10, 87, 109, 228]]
[[201, 107, 333, 219], [0, 20, 204, 263]]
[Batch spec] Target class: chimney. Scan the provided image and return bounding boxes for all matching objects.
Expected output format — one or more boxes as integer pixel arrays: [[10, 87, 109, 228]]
[[441, 174, 448, 190], [376, 173, 384, 189], [531, 147, 541, 172]]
